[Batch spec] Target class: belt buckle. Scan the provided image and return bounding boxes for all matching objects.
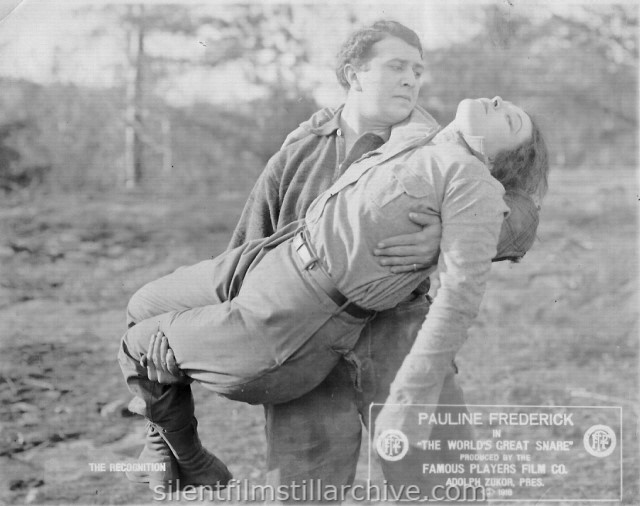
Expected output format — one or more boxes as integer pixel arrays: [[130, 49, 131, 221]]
[[293, 231, 304, 250], [295, 232, 317, 270]]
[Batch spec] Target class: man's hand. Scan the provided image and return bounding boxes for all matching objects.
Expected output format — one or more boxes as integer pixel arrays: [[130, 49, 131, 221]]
[[373, 212, 442, 273], [141, 330, 185, 384]]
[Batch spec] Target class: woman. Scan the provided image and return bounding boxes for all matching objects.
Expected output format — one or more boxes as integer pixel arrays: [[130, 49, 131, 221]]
[[119, 96, 549, 492]]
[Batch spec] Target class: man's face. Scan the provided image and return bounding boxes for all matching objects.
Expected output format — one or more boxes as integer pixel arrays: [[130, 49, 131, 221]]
[[350, 36, 424, 127]]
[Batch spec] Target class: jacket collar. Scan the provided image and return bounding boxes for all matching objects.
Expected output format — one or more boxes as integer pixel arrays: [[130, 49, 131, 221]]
[[310, 104, 440, 147], [432, 122, 490, 165], [381, 105, 441, 154], [310, 105, 344, 136], [347, 107, 442, 170]]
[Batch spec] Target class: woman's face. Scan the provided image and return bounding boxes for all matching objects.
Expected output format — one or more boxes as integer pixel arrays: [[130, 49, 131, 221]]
[[455, 97, 533, 159]]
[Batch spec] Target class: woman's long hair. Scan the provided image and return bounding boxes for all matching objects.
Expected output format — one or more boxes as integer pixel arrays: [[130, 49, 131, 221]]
[[491, 116, 549, 202]]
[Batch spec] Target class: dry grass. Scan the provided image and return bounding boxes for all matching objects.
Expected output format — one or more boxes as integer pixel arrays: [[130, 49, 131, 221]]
[[0, 167, 637, 504]]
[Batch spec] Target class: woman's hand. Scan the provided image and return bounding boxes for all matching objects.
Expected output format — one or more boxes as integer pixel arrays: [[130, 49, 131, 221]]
[[373, 212, 442, 273], [141, 330, 185, 384], [373, 403, 406, 443]]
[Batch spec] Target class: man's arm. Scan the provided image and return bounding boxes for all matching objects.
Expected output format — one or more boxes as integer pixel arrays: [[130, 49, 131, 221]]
[[373, 212, 442, 273], [227, 156, 283, 250], [494, 189, 540, 262], [375, 176, 507, 442], [230, 106, 341, 249]]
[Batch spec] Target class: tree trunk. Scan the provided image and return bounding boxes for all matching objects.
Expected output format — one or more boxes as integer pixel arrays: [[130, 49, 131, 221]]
[[161, 116, 172, 174], [124, 5, 145, 188]]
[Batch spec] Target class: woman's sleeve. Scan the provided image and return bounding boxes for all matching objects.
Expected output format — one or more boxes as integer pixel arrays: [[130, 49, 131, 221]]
[[378, 176, 508, 441], [414, 177, 507, 353]]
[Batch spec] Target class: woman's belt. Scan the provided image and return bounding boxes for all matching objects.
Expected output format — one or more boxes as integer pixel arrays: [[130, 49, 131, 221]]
[[292, 231, 374, 320]]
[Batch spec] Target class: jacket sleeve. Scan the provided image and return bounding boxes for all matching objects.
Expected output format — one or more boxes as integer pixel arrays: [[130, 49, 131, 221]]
[[227, 154, 283, 250], [377, 176, 507, 442], [229, 107, 338, 249], [494, 189, 540, 262]]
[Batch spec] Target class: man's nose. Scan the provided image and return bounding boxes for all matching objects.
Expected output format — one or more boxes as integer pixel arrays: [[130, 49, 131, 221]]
[[401, 69, 417, 87], [402, 71, 418, 88]]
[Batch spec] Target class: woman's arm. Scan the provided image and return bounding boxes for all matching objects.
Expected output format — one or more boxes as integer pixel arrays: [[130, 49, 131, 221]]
[[372, 188, 540, 274], [375, 176, 508, 442]]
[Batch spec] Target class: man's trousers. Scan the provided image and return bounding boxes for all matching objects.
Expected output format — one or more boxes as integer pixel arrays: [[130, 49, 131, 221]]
[[262, 295, 484, 502]]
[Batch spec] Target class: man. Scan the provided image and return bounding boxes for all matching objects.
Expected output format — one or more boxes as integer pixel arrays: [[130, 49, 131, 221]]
[[222, 20, 537, 502]]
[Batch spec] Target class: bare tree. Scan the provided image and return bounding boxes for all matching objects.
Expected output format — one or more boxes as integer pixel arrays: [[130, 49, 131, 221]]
[[123, 5, 145, 188]]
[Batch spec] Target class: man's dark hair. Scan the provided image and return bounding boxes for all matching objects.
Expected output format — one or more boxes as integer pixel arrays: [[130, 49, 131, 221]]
[[335, 20, 423, 90]]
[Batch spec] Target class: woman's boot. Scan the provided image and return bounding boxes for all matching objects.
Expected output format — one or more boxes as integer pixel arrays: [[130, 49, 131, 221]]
[[126, 421, 179, 492], [155, 417, 232, 488]]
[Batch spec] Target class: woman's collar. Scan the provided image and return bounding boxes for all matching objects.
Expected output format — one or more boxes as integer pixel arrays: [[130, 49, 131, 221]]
[[434, 122, 490, 166]]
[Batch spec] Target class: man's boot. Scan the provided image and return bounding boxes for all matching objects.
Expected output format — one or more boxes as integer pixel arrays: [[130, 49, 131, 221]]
[[155, 417, 233, 488], [126, 421, 179, 492]]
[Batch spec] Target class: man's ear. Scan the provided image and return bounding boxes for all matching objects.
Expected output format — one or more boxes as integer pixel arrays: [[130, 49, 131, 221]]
[[344, 64, 362, 92]]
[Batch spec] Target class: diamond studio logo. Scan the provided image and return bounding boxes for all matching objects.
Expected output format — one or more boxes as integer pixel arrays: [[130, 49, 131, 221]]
[[583, 424, 616, 458], [376, 429, 409, 462]]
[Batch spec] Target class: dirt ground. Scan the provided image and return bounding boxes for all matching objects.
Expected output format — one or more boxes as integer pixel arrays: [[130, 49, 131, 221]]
[[0, 168, 638, 505]]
